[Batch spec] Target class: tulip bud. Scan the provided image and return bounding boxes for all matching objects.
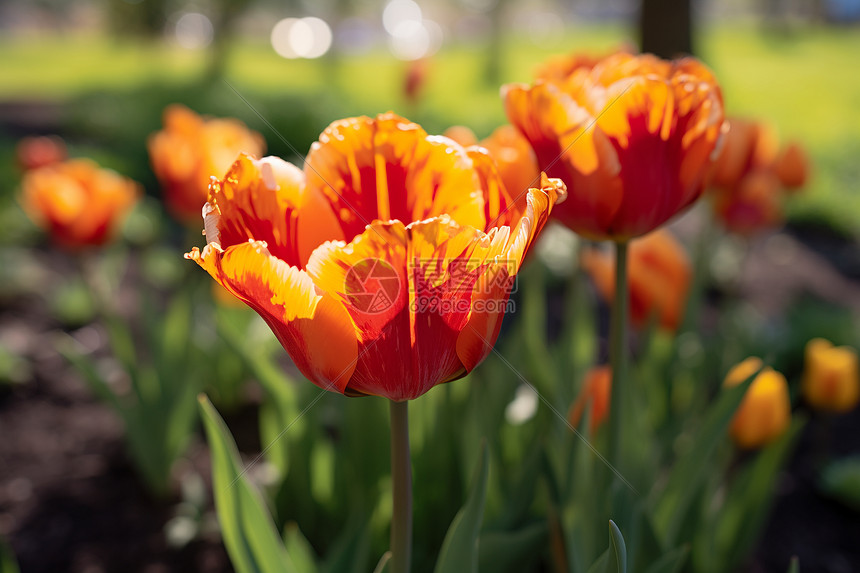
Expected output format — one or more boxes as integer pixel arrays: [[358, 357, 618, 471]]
[[773, 142, 810, 191], [802, 339, 859, 413], [725, 357, 791, 449], [568, 366, 611, 434]]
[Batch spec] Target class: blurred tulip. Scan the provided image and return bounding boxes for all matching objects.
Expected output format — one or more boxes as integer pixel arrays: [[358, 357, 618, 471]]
[[504, 52, 724, 241], [724, 357, 791, 449], [479, 125, 541, 200], [708, 119, 778, 190], [568, 365, 611, 433], [773, 142, 810, 191], [581, 229, 691, 330], [21, 159, 140, 249], [803, 339, 859, 413], [404, 58, 428, 106], [711, 170, 783, 237], [442, 126, 479, 148], [148, 104, 265, 223], [187, 113, 566, 401], [16, 135, 67, 171], [707, 118, 810, 235]]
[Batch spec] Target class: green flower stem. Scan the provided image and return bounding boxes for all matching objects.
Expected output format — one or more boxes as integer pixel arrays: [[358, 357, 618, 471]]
[[608, 240, 629, 468], [389, 399, 412, 573]]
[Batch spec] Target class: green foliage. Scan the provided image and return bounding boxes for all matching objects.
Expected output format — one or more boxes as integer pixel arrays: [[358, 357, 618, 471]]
[[819, 456, 860, 511]]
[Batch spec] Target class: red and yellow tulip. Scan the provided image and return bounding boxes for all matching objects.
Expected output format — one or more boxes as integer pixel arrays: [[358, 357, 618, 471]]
[[148, 104, 265, 223], [724, 357, 791, 449], [802, 339, 859, 413], [581, 229, 691, 330], [187, 113, 566, 401], [503, 52, 725, 241], [21, 159, 139, 249]]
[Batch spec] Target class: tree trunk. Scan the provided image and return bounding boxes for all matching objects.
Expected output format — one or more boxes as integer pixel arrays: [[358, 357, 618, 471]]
[[638, 0, 694, 58]]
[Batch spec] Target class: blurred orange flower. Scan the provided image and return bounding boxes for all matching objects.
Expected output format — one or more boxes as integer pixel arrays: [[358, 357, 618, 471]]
[[148, 104, 265, 223], [568, 365, 611, 433], [187, 113, 566, 401], [581, 229, 691, 330], [707, 118, 810, 236], [724, 357, 791, 449], [21, 159, 140, 249], [802, 339, 859, 413], [16, 136, 67, 171], [504, 52, 724, 241]]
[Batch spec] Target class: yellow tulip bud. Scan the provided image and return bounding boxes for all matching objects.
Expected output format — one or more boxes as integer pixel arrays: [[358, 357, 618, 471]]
[[802, 339, 860, 413], [725, 357, 791, 449]]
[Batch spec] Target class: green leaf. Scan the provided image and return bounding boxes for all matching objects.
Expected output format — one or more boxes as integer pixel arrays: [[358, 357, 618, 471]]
[[608, 520, 627, 573], [198, 395, 293, 573], [478, 522, 547, 573], [787, 556, 799, 573], [434, 441, 490, 573], [283, 522, 318, 573], [652, 368, 758, 545], [643, 546, 689, 573], [321, 513, 371, 573], [585, 550, 609, 573], [820, 456, 860, 511]]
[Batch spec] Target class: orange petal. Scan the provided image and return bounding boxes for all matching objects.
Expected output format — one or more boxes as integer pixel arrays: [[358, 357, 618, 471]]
[[187, 241, 358, 393]]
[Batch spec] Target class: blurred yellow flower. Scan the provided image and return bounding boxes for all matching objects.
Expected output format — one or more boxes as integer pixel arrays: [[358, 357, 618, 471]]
[[724, 357, 791, 449], [802, 339, 859, 413]]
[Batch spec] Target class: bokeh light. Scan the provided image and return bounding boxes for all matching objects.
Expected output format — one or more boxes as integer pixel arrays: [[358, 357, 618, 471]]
[[271, 17, 333, 59], [173, 12, 214, 50]]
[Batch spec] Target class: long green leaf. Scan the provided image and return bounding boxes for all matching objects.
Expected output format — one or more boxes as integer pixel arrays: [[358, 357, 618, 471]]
[[787, 556, 800, 573], [198, 395, 293, 573], [608, 520, 627, 573], [652, 369, 758, 545], [0, 537, 20, 573], [434, 442, 490, 573]]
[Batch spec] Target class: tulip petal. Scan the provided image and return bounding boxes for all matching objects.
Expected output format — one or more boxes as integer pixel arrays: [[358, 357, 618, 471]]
[[305, 113, 486, 240], [187, 241, 358, 393]]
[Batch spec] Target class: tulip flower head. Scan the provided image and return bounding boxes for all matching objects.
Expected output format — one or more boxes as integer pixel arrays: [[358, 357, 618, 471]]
[[504, 52, 725, 242], [707, 118, 810, 236], [21, 159, 140, 249], [568, 365, 612, 434], [187, 113, 566, 401], [802, 339, 859, 413], [724, 357, 791, 449], [16, 135, 67, 172], [581, 229, 691, 330], [149, 104, 265, 223]]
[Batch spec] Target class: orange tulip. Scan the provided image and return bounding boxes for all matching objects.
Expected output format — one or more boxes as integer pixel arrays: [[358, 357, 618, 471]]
[[711, 170, 783, 237], [802, 339, 859, 413], [724, 357, 791, 449], [708, 118, 778, 190], [568, 365, 611, 433], [148, 104, 265, 222], [16, 135, 67, 171], [707, 118, 810, 235], [187, 113, 566, 401], [443, 125, 541, 202], [503, 52, 724, 241], [21, 159, 139, 249], [773, 142, 810, 191], [581, 229, 691, 330]]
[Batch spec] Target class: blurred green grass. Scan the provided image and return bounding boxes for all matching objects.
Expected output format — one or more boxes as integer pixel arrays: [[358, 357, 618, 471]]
[[1, 23, 859, 234]]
